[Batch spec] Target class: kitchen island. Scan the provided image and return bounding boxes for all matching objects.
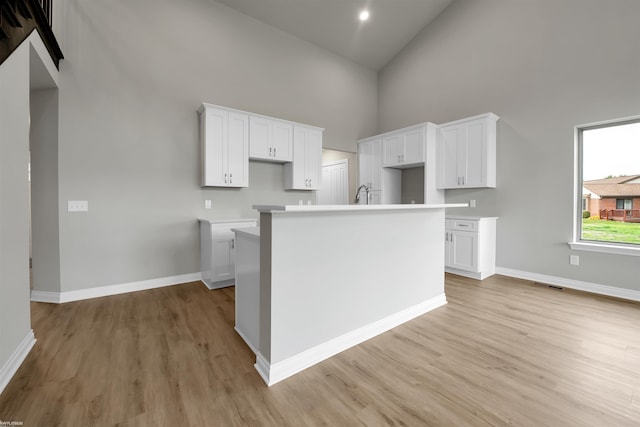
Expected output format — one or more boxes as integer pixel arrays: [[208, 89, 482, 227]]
[[239, 203, 466, 386]]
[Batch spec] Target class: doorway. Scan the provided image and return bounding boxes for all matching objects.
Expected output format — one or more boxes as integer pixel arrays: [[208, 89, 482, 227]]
[[319, 159, 349, 205]]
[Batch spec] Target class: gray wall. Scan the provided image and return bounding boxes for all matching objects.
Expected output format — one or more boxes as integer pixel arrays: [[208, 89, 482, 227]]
[[31, 89, 61, 293], [378, 0, 640, 291], [52, 0, 377, 291], [0, 43, 32, 379]]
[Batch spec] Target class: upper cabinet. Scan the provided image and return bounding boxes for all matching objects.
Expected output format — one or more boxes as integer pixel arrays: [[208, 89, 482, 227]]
[[436, 113, 499, 189], [199, 104, 249, 188], [199, 103, 322, 189], [357, 122, 443, 205], [357, 137, 382, 191], [284, 125, 323, 190], [249, 116, 293, 162], [382, 125, 425, 168]]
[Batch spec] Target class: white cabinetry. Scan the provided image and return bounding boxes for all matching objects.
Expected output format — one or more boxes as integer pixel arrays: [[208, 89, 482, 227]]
[[249, 116, 293, 162], [357, 137, 382, 190], [382, 125, 425, 168], [199, 104, 249, 188], [445, 216, 497, 280], [436, 113, 498, 189], [284, 125, 323, 190], [199, 219, 257, 289], [358, 122, 443, 205]]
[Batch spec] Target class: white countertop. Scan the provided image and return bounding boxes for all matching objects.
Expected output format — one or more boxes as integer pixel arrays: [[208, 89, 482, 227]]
[[198, 218, 256, 224], [232, 226, 260, 238], [253, 203, 468, 213], [446, 215, 499, 221]]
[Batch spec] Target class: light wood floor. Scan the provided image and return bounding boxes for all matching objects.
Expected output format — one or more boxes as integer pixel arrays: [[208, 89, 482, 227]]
[[1, 274, 639, 426]]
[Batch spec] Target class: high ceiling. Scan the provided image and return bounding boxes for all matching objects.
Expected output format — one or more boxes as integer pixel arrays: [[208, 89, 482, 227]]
[[214, 0, 455, 70]]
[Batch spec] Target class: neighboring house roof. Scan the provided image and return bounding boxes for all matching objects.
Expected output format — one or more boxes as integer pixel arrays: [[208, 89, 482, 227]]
[[584, 175, 640, 197]]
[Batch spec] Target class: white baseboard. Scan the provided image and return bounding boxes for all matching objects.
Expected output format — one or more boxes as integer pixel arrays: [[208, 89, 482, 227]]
[[30, 272, 202, 304], [254, 294, 448, 386], [0, 330, 36, 396], [496, 267, 640, 302]]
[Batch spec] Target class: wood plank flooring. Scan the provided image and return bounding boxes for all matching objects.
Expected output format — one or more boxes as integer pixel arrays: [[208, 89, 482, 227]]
[[1, 274, 639, 426]]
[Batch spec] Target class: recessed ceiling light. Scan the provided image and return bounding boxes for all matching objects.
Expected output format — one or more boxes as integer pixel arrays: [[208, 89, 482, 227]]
[[359, 10, 370, 21]]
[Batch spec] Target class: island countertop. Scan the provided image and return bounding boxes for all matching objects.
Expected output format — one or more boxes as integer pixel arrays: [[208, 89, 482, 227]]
[[253, 203, 468, 213]]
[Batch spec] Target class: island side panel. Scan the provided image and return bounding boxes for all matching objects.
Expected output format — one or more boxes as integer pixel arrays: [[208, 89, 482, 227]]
[[258, 213, 273, 363], [268, 208, 445, 364]]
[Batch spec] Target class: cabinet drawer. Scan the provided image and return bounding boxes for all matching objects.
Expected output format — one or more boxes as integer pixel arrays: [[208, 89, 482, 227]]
[[447, 219, 477, 232]]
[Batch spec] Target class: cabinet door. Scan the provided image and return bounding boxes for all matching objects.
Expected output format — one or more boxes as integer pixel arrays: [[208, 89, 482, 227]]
[[369, 190, 382, 205], [249, 116, 272, 160], [437, 125, 461, 189], [461, 120, 486, 188], [371, 139, 382, 190], [449, 230, 478, 272], [357, 141, 372, 188], [227, 112, 249, 187], [383, 134, 403, 166], [403, 128, 425, 164], [305, 128, 322, 190], [286, 126, 322, 190], [287, 126, 308, 189], [272, 121, 293, 162], [201, 107, 228, 187], [211, 233, 235, 282]]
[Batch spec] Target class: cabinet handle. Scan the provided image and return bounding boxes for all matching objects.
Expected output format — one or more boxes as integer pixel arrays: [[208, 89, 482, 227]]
[[231, 239, 235, 249], [462, 176, 465, 186], [269, 147, 272, 156], [225, 173, 228, 184], [274, 147, 277, 157], [230, 173, 233, 183]]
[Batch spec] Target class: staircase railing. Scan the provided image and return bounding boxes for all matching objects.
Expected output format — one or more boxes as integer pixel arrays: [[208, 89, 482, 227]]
[[0, 0, 63, 68]]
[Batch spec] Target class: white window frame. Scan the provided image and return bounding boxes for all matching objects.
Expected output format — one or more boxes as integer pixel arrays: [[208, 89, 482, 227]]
[[569, 115, 640, 256]]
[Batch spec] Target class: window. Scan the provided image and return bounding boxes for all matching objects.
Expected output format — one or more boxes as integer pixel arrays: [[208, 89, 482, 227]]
[[571, 116, 640, 255], [616, 199, 632, 210]]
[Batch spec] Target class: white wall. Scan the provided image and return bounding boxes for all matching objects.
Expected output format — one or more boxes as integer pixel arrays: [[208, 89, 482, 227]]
[[0, 42, 33, 392], [51, 0, 377, 292], [378, 0, 640, 291]]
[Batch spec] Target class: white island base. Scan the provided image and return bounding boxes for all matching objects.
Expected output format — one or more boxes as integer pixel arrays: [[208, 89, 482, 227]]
[[242, 203, 465, 386]]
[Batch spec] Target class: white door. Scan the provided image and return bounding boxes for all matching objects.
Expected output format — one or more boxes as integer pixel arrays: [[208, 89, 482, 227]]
[[319, 160, 349, 205]]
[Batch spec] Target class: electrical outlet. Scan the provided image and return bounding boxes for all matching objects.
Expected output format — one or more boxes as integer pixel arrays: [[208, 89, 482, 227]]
[[570, 255, 579, 266], [205, 200, 212, 209], [469, 199, 477, 207], [68, 200, 88, 212]]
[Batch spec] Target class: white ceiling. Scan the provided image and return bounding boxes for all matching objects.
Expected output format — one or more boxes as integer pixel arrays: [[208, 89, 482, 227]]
[[214, 0, 455, 70]]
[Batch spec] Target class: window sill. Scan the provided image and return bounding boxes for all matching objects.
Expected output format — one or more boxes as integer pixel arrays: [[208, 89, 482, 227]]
[[568, 241, 640, 257]]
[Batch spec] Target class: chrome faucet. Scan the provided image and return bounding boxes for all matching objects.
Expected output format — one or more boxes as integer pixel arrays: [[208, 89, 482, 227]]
[[354, 184, 370, 204]]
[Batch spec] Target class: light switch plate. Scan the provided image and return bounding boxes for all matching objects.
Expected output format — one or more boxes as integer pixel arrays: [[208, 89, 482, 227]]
[[68, 200, 88, 212], [205, 200, 212, 209]]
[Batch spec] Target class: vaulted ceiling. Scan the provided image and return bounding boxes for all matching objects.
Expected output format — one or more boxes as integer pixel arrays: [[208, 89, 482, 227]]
[[214, 0, 455, 70]]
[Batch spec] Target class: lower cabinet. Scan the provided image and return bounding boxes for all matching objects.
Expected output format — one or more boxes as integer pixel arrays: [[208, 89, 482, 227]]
[[445, 216, 497, 280], [199, 218, 257, 289]]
